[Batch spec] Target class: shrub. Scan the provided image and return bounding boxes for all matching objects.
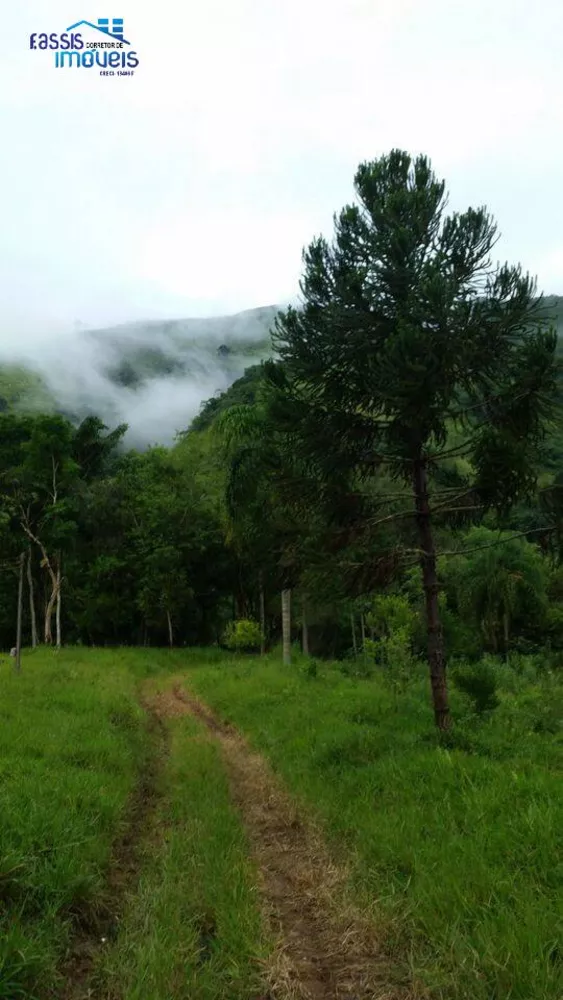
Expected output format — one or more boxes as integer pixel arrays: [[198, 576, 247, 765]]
[[222, 619, 262, 653], [340, 651, 374, 679], [302, 658, 319, 679], [452, 661, 500, 714], [544, 605, 563, 650]]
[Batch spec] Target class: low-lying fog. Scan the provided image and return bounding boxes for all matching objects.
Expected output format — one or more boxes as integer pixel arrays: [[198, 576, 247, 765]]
[[0, 306, 281, 448]]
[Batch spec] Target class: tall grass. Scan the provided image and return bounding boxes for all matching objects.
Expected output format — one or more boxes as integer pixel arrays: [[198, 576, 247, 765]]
[[0, 648, 149, 999], [185, 652, 563, 1000]]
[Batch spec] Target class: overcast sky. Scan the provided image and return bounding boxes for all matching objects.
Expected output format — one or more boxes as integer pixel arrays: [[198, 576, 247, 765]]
[[2, 0, 562, 336]]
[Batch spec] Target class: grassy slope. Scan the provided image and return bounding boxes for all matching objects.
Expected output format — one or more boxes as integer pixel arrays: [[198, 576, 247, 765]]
[[185, 651, 563, 1000], [0, 367, 54, 415]]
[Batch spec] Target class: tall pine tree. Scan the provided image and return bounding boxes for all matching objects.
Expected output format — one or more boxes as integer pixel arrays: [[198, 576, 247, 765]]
[[268, 150, 558, 729]]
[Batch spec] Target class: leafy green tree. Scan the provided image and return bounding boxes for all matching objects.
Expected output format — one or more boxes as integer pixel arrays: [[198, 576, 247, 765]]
[[269, 149, 558, 728], [0, 414, 81, 645], [214, 392, 306, 663], [441, 527, 548, 656]]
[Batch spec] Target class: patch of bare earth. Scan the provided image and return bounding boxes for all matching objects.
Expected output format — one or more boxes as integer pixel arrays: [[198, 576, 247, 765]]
[[57, 693, 168, 1000], [171, 683, 416, 1000]]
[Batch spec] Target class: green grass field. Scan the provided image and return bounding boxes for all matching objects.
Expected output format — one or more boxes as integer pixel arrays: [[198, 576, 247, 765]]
[[0, 647, 561, 1000], [186, 650, 563, 1000]]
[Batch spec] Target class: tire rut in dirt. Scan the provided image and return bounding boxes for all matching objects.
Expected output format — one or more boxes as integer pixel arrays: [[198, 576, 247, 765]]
[[172, 684, 410, 1000]]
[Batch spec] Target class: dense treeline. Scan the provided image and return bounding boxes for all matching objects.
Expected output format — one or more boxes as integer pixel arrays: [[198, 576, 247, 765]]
[[2, 150, 563, 729]]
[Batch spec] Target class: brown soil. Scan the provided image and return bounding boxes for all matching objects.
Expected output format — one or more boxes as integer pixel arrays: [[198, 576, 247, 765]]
[[57, 698, 168, 1000], [171, 683, 413, 1000]]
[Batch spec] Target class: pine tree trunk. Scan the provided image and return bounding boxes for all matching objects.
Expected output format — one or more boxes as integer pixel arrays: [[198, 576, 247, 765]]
[[166, 608, 173, 647], [302, 598, 309, 656], [55, 559, 62, 649], [282, 589, 291, 665], [27, 550, 38, 648], [412, 457, 451, 730], [259, 571, 266, 655], [15, 552, 24, 673]]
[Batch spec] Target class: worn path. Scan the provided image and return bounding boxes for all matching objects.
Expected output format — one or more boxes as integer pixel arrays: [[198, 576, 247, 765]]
[[155, 681, 410, 1000], [59, 680, 411, 1000]]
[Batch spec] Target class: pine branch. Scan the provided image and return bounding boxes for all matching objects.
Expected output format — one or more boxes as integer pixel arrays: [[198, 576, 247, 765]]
[[404, 525, 555, 559]]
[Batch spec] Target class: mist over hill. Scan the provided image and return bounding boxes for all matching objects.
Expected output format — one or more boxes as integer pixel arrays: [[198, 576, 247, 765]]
[[1, 295, 562, 448], [0, 305, 281, 447]]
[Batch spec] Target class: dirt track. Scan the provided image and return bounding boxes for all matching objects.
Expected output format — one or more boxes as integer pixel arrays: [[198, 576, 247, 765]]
[[159, 682, 410, 1000], [59, 681, 411, 1000]]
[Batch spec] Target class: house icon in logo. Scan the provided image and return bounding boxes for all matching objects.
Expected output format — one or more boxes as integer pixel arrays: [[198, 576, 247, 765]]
[[66, 17, 130, 44]]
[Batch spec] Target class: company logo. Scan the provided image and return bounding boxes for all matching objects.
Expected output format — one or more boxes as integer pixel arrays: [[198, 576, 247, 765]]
[[29, 18, 139, 76], [67, 18, 130, 43]]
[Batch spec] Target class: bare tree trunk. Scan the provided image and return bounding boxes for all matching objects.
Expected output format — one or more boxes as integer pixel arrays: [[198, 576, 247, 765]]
[[360, 613, 366, 652], [55, 560, 62, 649], [45, 593, 55, 644], [166, 608, 173, 647], [20, 528, 58, 646], [281, 589, 291, 665], [27, 550, 38, 648], [42, 554, 62, 647], [350, 614, 358, 658], [412, 457, 450, 730], [302, 598, 309, 656], [259, 571, 266, 655], [15, 552, 24, 673], [44, 569, 61, 646]]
